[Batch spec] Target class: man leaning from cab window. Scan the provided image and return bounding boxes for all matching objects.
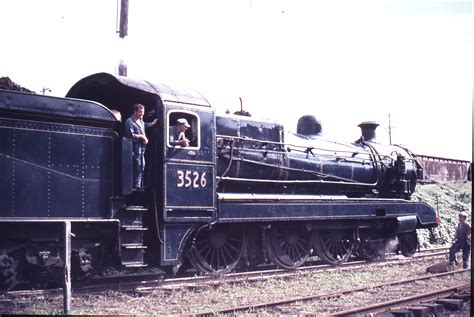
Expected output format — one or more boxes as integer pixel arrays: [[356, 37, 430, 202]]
[[169, 118, 191, 147]]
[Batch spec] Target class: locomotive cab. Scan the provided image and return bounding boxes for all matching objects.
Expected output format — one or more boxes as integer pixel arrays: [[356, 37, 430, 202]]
[[67, 73, 217, 267], [67, 73, 216, 212]]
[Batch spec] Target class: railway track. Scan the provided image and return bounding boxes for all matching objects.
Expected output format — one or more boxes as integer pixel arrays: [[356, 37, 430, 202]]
[[1, 247, 468, 315], [194, 269, 470, 316], [133, 247, 451, 292], [2, 247, 450, 297], [330, 282, 470, 316]]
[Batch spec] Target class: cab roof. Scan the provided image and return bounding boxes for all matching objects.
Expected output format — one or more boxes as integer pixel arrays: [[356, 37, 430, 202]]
[[66, 72, 211, 109]]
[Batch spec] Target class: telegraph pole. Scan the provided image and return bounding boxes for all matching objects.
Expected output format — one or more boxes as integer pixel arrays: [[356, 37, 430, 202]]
[[118, 0, 128, 39], [117, 0, 129, 76], [388, 113, 392, 145]]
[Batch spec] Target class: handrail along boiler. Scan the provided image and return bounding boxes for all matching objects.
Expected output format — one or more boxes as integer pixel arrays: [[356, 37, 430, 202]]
[[0, 73, 438, 290]]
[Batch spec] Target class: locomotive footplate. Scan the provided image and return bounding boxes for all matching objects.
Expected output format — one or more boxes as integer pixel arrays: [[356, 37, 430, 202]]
[[216, 193, 437, 229]]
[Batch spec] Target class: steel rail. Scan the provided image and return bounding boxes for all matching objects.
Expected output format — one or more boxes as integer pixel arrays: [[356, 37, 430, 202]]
[[193, 269, 469, 316], [134, 250, 448, 292], [328, 282, 470, 316]]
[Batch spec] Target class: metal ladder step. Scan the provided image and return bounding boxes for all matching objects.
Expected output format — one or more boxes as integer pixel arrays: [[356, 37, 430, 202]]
[[121, 225, 148, 231], [121, 261, 148, 268], [122, 243, 148, 249], [117, 205, 147, 226], [120, 226, 148, 245], [124, 205, 148, 212], [121, 244, 147, 266]]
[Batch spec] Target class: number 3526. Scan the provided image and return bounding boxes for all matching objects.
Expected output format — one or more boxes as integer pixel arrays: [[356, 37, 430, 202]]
[[176, 170, 207, 188]]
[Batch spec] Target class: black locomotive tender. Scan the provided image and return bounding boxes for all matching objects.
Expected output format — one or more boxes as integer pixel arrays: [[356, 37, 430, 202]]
[[0, 73, 438, 290]]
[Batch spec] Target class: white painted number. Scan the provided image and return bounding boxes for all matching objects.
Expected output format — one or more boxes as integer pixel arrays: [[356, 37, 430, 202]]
[[177, 170, 207, 188], [177, 170, 184, 187], [185, 170, 192, 188], [200, 172, 207, 187], [192, 171, 199, 188]]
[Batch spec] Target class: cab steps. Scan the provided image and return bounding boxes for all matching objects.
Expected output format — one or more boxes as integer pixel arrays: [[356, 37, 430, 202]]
[[116, 205, 149, 268]]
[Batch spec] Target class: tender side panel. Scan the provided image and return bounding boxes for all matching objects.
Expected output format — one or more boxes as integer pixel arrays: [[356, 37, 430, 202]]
[[0, 118, 114, 218], [0, 125, 14, 216]]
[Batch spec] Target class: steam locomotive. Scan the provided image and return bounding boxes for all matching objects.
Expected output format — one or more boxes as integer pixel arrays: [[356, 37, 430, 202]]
[[0, 73, 438, 291]]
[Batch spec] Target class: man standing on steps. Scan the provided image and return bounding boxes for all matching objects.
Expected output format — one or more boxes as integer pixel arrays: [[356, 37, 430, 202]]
[[449, 211, 471, 269], [124, 103, 158, 190]]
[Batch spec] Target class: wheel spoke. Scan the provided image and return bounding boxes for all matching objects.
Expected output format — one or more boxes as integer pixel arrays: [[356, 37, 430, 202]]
[[201, 244, 212, 260], [288, 245, 295, 261], [210, 248, 217, 268], [224, 241, 239, 254], [215, 248, 222, 268], [227, 237, 242, 244], [298, 237, 310, 249], [222, 245, 233, 264]]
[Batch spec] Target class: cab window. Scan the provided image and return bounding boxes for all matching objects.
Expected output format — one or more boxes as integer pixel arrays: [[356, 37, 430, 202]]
[[167, 111, 200, 149]]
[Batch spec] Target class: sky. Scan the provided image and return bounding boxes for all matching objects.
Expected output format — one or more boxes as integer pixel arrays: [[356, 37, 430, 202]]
[[1, 0, 472, 161]]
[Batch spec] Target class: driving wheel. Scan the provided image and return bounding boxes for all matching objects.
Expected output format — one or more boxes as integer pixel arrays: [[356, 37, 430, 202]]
[[188, 224, 246, 275], [264, 223, 312, 269], [398, 231, 418, 257], [313, 229, 356, 265]]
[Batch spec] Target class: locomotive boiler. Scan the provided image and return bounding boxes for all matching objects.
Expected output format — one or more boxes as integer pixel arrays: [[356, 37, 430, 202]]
[[0, 72, 438, 291], [215, 114, 421, 199]]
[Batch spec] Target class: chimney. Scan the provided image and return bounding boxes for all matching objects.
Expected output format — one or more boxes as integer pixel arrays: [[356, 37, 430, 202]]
[[358, 121, 379, 142], [118, 60, 128, 76], [297, 115, 322, 137]]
